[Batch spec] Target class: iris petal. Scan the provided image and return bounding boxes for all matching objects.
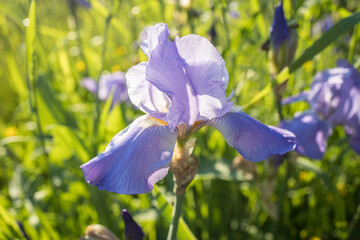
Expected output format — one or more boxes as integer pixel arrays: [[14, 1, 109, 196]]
[[208, 110, 296, 162], [146, 37, 198, 130], [280, 112, 332, 159], [175, 35, 233, 120], [141, 23, 169, 57], [126, 62, 170, 120], [80, 115, 177, 194]]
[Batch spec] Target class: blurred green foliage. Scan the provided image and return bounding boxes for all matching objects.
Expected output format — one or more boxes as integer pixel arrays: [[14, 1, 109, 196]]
[[1, 0, 360, 239]]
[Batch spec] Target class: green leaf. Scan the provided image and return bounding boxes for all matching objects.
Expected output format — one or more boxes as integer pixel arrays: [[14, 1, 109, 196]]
[[35, 75, 77, 128], [243, 83, 271, 109], [49, 125, 90, 163], [290, 12, 360, 72], [0, 202, 24, 239], [152, 186, 196, 240], [26, 0, 36, 80]]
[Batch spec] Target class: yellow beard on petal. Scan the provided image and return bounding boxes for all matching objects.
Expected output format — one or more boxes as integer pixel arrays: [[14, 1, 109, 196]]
[[149, 116, 168, 126]]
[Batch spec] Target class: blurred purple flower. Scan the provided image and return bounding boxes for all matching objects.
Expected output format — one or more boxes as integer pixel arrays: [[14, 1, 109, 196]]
[[80, 23, 296, 194], [280, 112, 332, 159], [121, 210, 145, 240], [81, 71, 128, 105], [281, 60, 360, 158], [312, 15, 333, 36], [75, 0, 91, 8], [228, 1, 240, 19]]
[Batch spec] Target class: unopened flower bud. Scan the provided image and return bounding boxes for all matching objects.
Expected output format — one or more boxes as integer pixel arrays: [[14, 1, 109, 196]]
[[269, 2, 297, 75], [121, 210, 145, 240]]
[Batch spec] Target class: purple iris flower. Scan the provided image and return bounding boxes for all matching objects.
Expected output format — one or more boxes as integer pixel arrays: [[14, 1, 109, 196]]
[[281, 60, 360, 158], [81, 71, 128, 105], [121, 210, 145, 240], [280, 112, 332, 159], [80, 23, 296, 194]]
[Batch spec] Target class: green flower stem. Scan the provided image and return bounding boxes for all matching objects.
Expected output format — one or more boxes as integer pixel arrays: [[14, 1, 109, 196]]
[[167, 192, 186, 240]]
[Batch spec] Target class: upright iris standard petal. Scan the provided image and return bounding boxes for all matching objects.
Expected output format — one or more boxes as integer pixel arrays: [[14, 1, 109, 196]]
[[270, 2, 289, 48], [280, 112, 332, 159], [208, 110, 296, 162], [121, 210, 145, 240], [81, 115, 177, 194], [126, 62, 170, 120], [146, 38, 198, 130], [140, 23, 169, 57], [175, 35, 233, 121]]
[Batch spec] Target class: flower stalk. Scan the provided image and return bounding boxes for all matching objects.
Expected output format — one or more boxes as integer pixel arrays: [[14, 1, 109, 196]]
[[167, 140, 199, 239]]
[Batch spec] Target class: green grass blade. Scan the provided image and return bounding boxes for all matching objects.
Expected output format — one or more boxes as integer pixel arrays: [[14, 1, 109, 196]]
[[290, 12, 360, 72], [26, 0, 36, 79]]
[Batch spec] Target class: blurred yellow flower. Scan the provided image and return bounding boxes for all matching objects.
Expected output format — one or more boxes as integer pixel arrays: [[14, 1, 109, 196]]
[[111, 65, 122, 72], [76, 61, 86, 72], [309, 236, 321, 240], [299, 170, 308, 182], [4, 126, 17, 137], [116, 46, 127, 56], [303, 61, 313, 72], [336, 182, 347, 196]]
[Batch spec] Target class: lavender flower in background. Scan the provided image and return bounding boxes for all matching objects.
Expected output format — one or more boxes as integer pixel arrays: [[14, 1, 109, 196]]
[[312, 15, 333, 36], [281, 60, 360, 158], [228, 1, 240, 19], [121, 210, 145, 240], [75, 0, 91, 8], [269, 2, 297, 75], [81, 71, 129, 105], [80, 23, 296, 194]]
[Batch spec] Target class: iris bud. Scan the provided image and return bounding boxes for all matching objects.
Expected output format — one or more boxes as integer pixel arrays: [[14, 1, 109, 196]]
[[121, 209, 145, 240], [269, 2, 297, 75]]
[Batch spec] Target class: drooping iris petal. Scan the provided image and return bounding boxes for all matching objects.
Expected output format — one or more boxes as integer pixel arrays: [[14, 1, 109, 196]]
[[98, 71, 128, 104], [140, 23, 169, 57], [270, 2, 289, 48], [349, 127, 360, 154], [126, 62, 170, 120], [280, 112, 332, 159], [207, 110, 296, 162], [121, 210, 145, 240], [81, 77, 98, 94], [281, 91, 309, 105], [175, 35, 233, 120], [81, 115, 177, 194], [146, 37, 198, 130]]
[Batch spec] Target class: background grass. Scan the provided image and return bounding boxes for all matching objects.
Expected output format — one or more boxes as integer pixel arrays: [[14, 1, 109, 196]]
[[1, 0, 360, 239]]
